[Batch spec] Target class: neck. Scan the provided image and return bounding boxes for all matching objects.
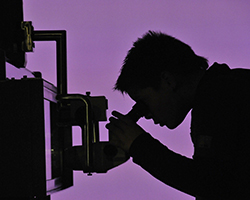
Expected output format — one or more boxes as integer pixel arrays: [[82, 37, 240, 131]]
[[188, 69, 206, 107], [178, 69, 206, 109]]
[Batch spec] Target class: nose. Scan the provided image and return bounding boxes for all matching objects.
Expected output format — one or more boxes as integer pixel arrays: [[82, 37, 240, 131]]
[[144, 112, 153, 120]]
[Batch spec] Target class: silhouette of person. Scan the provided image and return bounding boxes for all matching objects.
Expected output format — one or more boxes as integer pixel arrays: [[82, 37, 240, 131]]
[[106, 31, 250, 199]]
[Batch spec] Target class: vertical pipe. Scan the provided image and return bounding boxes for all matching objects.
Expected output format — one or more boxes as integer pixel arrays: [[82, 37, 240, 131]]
[[0, 50, 6, 81], [56, 31, 67, 96]]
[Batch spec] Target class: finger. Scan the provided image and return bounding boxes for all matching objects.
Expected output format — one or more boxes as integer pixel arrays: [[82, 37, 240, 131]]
[[105, 122, 111, 129], [109, 116, 118, 122], [112, 110, 133, 124], [106, 128, 124, 149], [105, 121, 118, 132], [108, 117, 123, 129], [111, 111, 124, 118], [106, 121, 124, 137], [106, 120, 130, 147]]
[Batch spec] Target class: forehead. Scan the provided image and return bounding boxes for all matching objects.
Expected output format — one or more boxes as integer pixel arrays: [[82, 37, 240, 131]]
[[127, 87, 156, 102]]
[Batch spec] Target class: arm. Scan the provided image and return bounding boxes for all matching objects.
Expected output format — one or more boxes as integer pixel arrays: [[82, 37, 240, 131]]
[[129, 133, 197, 197], [106, 112, 197, 196], [106, 71, 250, 198]]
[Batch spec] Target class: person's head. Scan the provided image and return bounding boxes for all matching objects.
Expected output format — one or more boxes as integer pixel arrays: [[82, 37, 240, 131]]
[[114, 30, 208, 93], [114, 31, 208, 129]]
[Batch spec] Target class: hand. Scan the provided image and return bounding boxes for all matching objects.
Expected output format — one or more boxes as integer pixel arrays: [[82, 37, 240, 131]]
[[106, 110, 146, 153]]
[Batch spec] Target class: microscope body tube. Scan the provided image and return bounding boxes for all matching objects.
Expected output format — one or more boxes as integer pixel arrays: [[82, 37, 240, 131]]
[[65, 100, 148, 173], [125, 101, 148, 122], [109, 101, 148, 143]]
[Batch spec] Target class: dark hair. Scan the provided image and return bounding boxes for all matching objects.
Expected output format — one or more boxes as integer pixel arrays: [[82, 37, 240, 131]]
[[114, 31, 208, 93]]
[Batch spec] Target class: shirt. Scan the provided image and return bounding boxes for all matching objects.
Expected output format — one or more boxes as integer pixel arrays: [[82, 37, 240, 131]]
[[129, 63, 250, 199]]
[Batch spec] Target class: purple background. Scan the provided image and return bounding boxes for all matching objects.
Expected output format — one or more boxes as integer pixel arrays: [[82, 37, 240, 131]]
[[10, 1, 250, 200]]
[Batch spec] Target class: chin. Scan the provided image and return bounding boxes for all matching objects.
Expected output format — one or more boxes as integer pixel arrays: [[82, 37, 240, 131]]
[[167, 115, 187, 129], [167, 125, 177, 130], [166, 121, 181, 130]]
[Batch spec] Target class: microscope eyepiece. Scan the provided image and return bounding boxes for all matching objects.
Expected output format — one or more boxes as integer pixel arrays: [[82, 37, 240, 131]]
[[126, 101, 149, 122]]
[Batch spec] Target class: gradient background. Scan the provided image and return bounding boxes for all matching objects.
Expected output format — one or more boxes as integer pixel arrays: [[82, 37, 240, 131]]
[[8, 1, 250, 200]]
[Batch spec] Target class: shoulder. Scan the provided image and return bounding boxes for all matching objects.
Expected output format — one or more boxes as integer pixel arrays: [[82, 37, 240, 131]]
[[194, 63, 250, 109], [191, 64, 250, 159], [191, 63, 250, 140]]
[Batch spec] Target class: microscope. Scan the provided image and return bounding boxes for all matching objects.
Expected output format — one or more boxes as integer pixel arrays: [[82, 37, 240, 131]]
[[0, 1, 147, 200]]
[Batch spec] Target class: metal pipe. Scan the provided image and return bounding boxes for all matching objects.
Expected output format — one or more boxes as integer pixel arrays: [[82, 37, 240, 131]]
[[33, 30, 67, 96]]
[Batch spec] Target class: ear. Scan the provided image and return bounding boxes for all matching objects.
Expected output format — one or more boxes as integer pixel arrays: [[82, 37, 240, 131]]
[[161, 71, 177, 91]]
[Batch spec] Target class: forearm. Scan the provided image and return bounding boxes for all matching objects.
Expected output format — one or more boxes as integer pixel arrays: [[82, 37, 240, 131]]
[[129, 133, 247, 198], [129, 133, 197, 196]]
